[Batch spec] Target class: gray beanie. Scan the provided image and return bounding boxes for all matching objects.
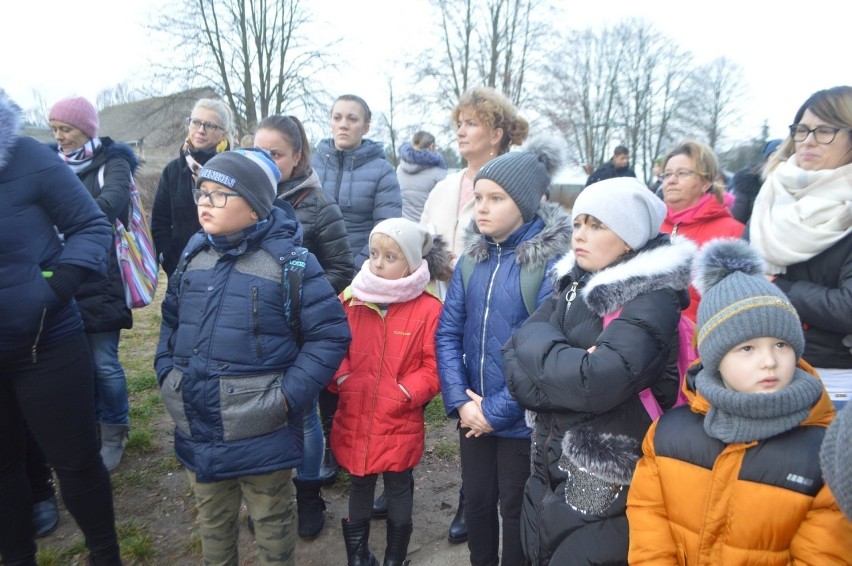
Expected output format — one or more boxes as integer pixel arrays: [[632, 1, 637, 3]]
[[821, 402, 852, 520], [197, 148, 281, 218], [571, 177, 666, 251], [693, 239, 805, 374], [370, 217, 432, 272], [474, 135, 565, 223]]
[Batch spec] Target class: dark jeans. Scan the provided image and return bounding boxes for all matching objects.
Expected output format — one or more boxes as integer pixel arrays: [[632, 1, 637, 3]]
[[0, 332, 120, 565], [349, 469, 413, 525], [25, 427, 54, 503], [459, 427, 530, 566]]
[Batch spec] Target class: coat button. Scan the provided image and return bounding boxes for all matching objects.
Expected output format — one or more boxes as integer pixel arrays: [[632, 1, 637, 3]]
[[207, 286, 214, 291], [192, 348, 199, 355]]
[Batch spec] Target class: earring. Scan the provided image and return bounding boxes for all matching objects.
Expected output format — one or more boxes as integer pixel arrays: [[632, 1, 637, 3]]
[[489, 150, 495, 157]]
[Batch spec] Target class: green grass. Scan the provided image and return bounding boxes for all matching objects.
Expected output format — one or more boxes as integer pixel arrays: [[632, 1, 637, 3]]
[[117, 520, 156, 564], [425, 394, 448, 431], [432, 437, 459, 461]]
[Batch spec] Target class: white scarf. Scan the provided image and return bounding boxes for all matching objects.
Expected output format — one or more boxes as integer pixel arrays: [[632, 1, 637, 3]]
[[351, 259, 431, 305], [750, 155, 852, 274]]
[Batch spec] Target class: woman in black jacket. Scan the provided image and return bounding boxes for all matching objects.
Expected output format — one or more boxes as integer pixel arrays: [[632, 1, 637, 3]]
[[49, 96, 137, 472], [504, 178, 693, 565], [151, 97, 232, 278], [253, 115, 353, 540]]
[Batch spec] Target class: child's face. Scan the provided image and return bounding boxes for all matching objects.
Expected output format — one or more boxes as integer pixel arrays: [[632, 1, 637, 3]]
[[718, 337, 797, 394], [368, 235, 410, 280], [571, 214, 630, 273], [474, 179, 524, 244], [196, 180, 258, 235]]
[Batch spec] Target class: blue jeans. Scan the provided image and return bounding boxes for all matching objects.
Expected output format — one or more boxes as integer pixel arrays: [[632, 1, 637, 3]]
[[296, 397, 323, 481], [87, 331, 129, 426]]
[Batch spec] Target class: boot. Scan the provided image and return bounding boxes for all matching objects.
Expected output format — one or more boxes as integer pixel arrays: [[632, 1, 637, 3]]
[[87, 546, 124, 565], [383, 520, 412, 566], [318, 445, 340, 486], [33, 494, 59, 538], [342, 518, 379, 566], [293, 477, 326, 540], [99, 423, 129, 471], [447, 491, 467, 544]]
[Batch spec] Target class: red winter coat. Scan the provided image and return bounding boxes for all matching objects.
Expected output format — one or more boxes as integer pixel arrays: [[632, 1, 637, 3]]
[[661, 197, 744, 322], [330, 287, 442, 476]]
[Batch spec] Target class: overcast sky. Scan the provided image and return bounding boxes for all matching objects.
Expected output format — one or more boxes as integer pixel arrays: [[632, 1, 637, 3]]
[[3, 0, 850, 144]]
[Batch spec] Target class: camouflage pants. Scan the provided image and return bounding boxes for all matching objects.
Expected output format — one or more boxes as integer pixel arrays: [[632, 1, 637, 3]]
[[187, 468, 296, 566]]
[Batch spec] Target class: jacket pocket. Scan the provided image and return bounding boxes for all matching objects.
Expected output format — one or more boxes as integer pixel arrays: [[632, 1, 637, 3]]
[[160, 368, 191, 435], [220, 372, 288, 442]]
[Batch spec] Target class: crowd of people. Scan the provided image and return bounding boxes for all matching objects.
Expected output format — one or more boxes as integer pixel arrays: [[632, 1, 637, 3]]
[[1, 82, 851, 566]]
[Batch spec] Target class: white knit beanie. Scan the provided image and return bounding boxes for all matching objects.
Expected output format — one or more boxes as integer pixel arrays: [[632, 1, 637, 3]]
[[572, 177, 666, 250], [370, 218, 432, 272]]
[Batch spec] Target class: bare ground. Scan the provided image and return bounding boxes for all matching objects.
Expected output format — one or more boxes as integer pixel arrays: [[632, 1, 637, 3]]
[[37, 400, 469, 565]]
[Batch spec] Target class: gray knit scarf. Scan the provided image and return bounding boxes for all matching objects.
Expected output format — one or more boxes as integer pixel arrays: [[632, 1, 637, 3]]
[[696, 367, 823, 444]]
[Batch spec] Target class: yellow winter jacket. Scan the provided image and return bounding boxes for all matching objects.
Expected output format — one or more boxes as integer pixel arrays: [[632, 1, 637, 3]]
[[627, 360, 852, 565]]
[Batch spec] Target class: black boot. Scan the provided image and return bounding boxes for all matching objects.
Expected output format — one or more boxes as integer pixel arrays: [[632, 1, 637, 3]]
[[342, 518, 379, 566], [383, 520, 412, 566], [318, 445, 340, 486], [318, 390, 340, 486], [447, 491, 467, 544], [294, 477, 326, 540]]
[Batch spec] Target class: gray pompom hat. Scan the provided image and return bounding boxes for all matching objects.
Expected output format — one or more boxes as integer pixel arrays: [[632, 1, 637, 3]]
[[474, 135, 566, 223], [693, 239, 805, 373]]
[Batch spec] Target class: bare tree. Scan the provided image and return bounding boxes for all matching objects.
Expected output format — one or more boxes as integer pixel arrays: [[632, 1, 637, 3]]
[[149, 0, 336, 136], [21, 90, 50, 127], [413, 0, 546, 115], [680, 57, 748, 151], [96, 83, 144, 110]]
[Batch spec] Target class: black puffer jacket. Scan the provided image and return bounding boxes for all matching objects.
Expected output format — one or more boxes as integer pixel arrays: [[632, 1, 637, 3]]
[[59, 138, 137, 332], [773, 232, 852, 369], [504, 235, 693, 566], [276, 168, 353, 293]]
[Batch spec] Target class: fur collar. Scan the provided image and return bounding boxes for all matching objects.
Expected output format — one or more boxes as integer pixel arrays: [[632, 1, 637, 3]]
[[0, 90, 23, 171], [461, 201, 572, 267], [561, 428, 640, 485], [553, 236, 696, 317]]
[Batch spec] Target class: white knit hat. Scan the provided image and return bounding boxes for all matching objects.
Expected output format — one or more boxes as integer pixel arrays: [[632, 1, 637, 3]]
[[370, 218, 432, 272]]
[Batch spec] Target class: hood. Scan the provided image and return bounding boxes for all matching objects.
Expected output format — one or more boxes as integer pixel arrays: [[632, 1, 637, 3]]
[[398, 142, 447, 170], [684, 358, 836, 427], [277, 168, 322, 200], [461, 201, 572, 268], [0, 90, 23, 171], [425, 235, 453, 282], [316, 137, 387, 168], [552, 235, 696, 317]]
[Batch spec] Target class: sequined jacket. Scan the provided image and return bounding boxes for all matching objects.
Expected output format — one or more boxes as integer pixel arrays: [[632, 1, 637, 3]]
[[503, 235, 693, 565]]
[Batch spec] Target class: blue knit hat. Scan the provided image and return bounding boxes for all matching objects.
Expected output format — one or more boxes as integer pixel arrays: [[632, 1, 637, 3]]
[[197, 148, 281, 218]]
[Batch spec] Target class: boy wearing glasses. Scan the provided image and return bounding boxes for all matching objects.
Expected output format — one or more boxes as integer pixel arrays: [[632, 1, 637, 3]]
[[155, 149, 351, 565]]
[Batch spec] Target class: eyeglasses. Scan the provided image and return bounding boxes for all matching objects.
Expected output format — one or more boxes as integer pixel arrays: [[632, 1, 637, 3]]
[[789, 124, 852, 145], [661, 169, 698, 182], [186, 118, 224, 132], [192, 189, 242, 208]]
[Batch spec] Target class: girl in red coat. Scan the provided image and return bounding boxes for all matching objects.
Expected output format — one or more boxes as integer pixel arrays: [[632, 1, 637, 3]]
[[332, 218, 449, 566]]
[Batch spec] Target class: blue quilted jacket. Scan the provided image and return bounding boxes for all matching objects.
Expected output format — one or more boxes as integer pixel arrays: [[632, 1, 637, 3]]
[[0, 93, 111, 355], [436, 203, 572, 439], [311, 138, 401, 266], [154, 206, 351, 482]]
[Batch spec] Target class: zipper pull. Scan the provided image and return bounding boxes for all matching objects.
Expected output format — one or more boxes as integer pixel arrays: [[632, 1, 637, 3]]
[[671, 224, 679, 239], [565, 281, 578, 308]]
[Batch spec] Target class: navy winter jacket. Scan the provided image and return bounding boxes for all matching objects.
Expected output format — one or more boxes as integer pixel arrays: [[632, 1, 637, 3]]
[[154, 206, 351, 482], [0, 94, 111, 355], [436, 203, 572, 439], [311, 138, 401, 266]]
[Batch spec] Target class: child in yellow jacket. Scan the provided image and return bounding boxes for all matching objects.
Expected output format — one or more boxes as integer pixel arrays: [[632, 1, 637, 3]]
[[627, 239, 852, 565]]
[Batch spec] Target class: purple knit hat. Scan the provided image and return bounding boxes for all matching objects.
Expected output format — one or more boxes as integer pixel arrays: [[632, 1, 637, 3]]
[[49, 96, 99, 138]]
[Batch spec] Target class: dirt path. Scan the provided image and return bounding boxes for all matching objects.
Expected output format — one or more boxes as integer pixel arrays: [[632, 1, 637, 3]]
[[39, 413, 469, 565]]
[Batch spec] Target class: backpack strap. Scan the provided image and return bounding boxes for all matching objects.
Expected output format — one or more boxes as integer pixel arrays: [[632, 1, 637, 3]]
[[283, 247, 309, 347], [459, 254, 544, 316]]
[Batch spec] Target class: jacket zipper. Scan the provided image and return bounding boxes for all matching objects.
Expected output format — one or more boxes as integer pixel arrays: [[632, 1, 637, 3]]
[[31, 306, 48, 364], [561, 281, 579, 329], [478, 244, 502, 394], [671, 224, 679, 239], [364, 305, 387, 472], [334, 152, 345, 205], [251, 287, 264, 358]]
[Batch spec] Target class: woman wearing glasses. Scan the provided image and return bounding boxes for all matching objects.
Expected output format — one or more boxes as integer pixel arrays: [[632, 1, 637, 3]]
[[151, 98, 232, 278], [658, 140, 744, 321], [749, 85, 852, 409]]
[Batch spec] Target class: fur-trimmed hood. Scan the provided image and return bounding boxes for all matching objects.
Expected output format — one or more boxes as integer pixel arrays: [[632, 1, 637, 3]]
[[461, 201, 572, 268], [0, 90, 23, 172], [552, 235, 696, 317]]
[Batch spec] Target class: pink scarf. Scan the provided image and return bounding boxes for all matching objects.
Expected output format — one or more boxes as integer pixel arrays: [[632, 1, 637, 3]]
[[666, 193, 713, 226], [351, 259, 431, 304]]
